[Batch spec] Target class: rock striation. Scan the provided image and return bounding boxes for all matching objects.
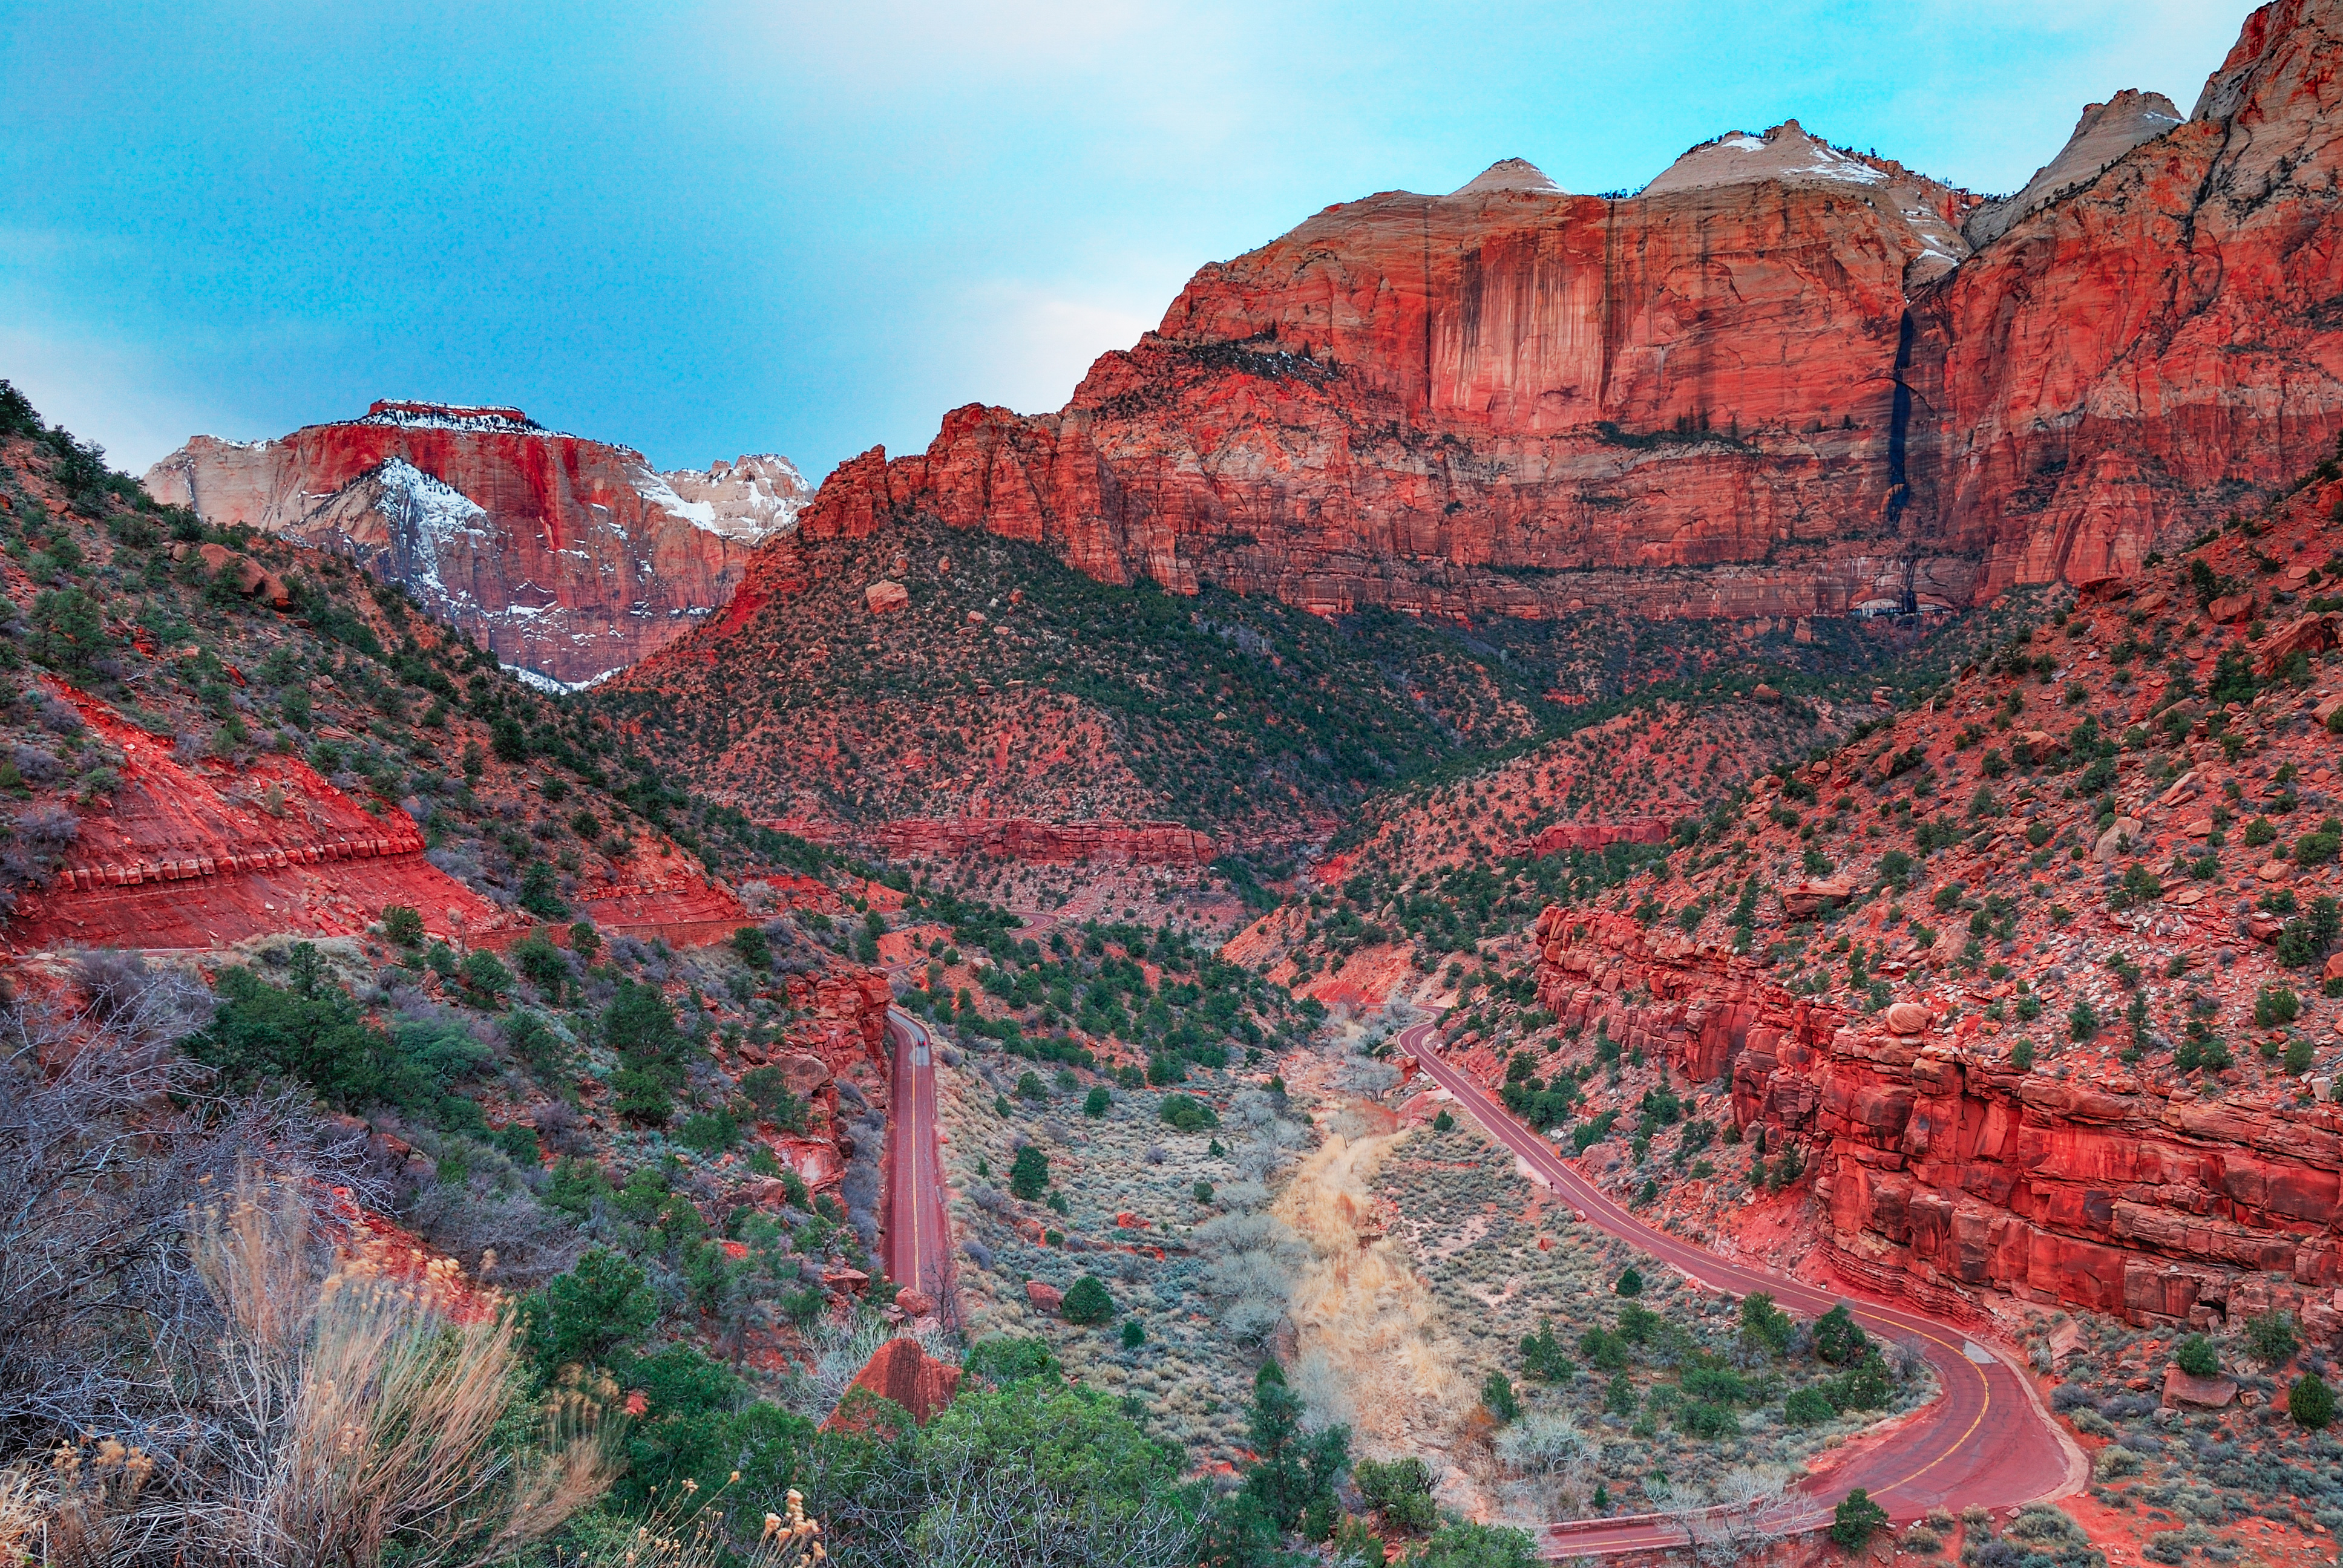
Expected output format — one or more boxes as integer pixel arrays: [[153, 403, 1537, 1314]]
[[791, 1, 2343, 627], [1530, 910, 2343, 1341], [145, 402, 808, 687]]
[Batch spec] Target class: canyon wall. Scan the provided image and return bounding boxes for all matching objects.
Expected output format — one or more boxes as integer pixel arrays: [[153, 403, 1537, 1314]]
[[145, 402, 808, 687], [791, 0, 2343, 626], [1529, 910, 2343, 1344]]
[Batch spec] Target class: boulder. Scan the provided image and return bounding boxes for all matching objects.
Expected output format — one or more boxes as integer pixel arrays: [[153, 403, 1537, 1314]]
[[1025, 1279, 1064, 1315], [2162, 1364, 2239, 1409], [823, 1336, 962, 1429], [1883, 1002, 1933, 1036], [1783, 878, 1855, 917], [894, 1287, 936, 1318], [2207, 593, 2257, 624], [865, 580, 910, 615]]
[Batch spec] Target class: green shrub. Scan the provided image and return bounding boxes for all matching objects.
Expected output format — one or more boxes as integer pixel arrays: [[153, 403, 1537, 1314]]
[[678, 1107, 739, 1154], [2255, 985, 2301, 1027], [1615, 1266, 1643, 1297], [1008, 1145, 1050, 1201], [1061, 1275, 1116, 1325], [382, 904, 426, 948], [458, 948, 513, 1004], [605, 980, 691, 1125], [738, 1066, 808, 1132], [2289, 1372, 2333, 1429], [1416, 1522, 1539, 1568], [1158, 1092, 1219, 1132], [2240, 1310, 2299, 1368], [1814, 1304, 1868, 1365], [1832, 1489, 1889, 1550], [1677, 1400, 1737, 1439], [1740, 1292, 1794, 1356], [729, 925, 772, 969], [2175, 1333, 2218, 1378], [510, 929, 568, 994], [962, 1336, 1061, 1386], [1783, 1387, 1836, 1425], [522, 1246, 657, 1376], [516, 862, 568, 920], [1083, 1085, 1111, 1117], [1120, 1319, 1145, 1349], [1480, 1370, 1520, 1423], [1355, 1457, 1438, 1534]]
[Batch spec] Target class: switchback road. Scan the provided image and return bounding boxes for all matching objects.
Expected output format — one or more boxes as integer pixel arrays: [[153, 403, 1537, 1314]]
[[881, 1007, 954, 1317], [1394, 1019, 2083, 1558]]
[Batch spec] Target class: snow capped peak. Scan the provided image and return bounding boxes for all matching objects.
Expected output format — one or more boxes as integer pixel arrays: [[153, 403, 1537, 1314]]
[[1450, 157, 1565, 197], [640, 452, 812, 543], [1643, 122, 1890, 198], [358, 400, 551, 436]]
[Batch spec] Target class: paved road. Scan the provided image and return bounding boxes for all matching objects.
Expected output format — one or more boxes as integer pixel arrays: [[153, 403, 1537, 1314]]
[[1394, 1019, 2082, 1558], [881, 1007, 955, 1316]]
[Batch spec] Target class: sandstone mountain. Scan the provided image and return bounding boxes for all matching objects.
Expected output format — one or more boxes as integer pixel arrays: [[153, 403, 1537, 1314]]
[[793, 0, 2343, 632], [145, 401, 808, 687]]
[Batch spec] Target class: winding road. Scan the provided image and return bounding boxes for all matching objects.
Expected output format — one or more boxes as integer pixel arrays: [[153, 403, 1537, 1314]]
[[1394, 1019, 2084, 1557], [881, 1007, 955, 1317]]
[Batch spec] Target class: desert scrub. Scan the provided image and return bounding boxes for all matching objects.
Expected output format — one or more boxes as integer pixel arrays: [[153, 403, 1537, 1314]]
[[2042, 1309, 2343, 1531], [935, 1036, 1316, 1466], [1372, 1117, 1936, 1516]]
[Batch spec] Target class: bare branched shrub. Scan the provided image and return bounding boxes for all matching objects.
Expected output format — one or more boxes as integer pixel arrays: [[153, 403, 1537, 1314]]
[[0, 995, 370, 1455], [73, 949, 215, 1048], [406, 1175, 585, 1288], [1195, 1210, 1305, 1346], [563, 1485, 827, 1567], [1494, 1411, 1587, 1474], [900, 1451, 1199, 1568]]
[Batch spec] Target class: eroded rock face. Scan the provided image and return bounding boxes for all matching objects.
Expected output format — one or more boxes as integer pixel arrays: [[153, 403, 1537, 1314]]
[[823, 1336, 962, 1429], [1528, 909, 2343, 1338], [144, 403, 808, 687], [796, 1, 2343, 627]]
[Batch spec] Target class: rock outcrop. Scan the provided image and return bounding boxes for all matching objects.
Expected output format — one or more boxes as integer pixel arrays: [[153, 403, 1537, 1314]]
[[7, 682, 506, 953], [822, 1336, 962, 1428], [145, 402, 808, 687], [1529, 910, 2343, 1341], [790, 1, 2343, 627]]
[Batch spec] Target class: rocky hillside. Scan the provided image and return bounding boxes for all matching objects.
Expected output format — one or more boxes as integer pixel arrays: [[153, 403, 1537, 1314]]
[[798, 0, 2343, 629], [598, 512, 1951, 850], [145, 400, 808, 687], [1478, 446, 2343, 1348]]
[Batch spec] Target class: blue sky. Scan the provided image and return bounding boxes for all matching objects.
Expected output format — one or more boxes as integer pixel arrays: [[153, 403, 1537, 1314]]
[[1, 1, 2256, 482]]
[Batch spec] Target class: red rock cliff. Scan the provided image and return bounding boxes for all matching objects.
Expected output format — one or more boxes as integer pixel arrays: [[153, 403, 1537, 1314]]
[[144, 403, 808, 687], [1529, 912, 2343, 1344], [796, 1, 2343, 626]]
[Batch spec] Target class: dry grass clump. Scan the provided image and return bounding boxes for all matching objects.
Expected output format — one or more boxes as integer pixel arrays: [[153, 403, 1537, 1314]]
[[1278, 1128, 1473, 1453], [4, 1166, 611, 1566]]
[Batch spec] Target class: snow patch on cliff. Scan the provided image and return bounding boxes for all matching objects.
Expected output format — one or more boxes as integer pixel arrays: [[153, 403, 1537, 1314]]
[[634, 454, 810, 543], [372, 458, 491, 598]]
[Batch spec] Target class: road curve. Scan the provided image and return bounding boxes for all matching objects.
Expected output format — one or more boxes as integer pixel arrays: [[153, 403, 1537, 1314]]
[[882, 1007, 955, 1316], [1394, 1019, 2083, 1557]]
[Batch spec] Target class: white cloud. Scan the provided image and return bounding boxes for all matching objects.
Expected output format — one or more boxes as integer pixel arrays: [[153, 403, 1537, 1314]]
[[925, 261, 1197, 421], [0, 327, 252, 474]]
